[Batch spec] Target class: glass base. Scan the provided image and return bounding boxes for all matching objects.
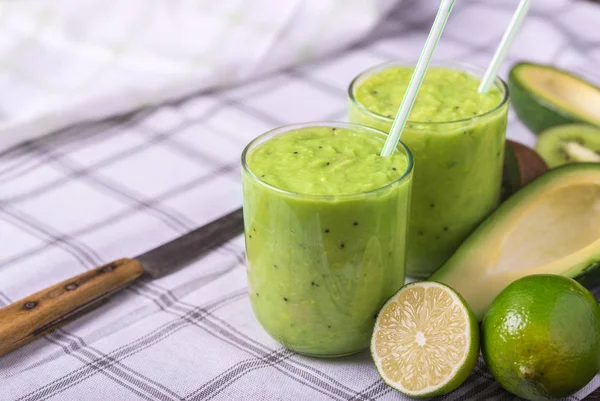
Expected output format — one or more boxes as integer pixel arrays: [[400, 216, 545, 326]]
[[291, 346, 368, 359]]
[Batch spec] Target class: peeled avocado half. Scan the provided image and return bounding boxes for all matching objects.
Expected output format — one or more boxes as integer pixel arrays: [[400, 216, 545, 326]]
[[509, 62, 600, 134], [429, 163, 600, 319]]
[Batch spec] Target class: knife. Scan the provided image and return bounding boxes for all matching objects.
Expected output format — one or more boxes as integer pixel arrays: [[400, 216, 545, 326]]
[[0, 208, 244, 356]]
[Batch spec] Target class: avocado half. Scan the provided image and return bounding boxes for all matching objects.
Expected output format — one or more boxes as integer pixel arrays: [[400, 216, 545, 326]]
[[429, 163, 600, 320], [509, 62, 600, 134]]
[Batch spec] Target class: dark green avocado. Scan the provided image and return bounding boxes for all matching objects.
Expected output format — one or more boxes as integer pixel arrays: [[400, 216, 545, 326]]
[[509, 62, 600, 134]]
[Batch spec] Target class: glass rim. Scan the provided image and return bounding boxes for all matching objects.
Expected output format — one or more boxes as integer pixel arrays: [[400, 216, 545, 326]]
[[347, 59, 510, 126], [241, 121, 414, 200]]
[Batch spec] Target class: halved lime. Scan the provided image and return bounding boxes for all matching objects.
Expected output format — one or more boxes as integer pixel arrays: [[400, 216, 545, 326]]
[[371, 282, 479, 398]]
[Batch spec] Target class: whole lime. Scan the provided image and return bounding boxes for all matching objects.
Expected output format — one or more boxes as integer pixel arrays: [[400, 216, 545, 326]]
[[482, 274, 600, 401]]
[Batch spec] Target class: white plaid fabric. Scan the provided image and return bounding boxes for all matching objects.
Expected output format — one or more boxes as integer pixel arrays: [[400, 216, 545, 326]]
[[1, 0, 600, 400]]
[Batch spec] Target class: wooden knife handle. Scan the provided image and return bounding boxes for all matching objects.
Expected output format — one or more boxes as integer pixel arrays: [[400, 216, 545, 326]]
[[0, 258, 144, 356]]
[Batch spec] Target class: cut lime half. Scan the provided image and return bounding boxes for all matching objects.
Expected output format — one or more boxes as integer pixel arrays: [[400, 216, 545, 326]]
[[371, 282, 479, 398]]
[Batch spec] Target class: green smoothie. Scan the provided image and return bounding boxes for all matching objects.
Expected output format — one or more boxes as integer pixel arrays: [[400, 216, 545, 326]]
[[242, 123, 413, 356], [348, 62, 508, 277]]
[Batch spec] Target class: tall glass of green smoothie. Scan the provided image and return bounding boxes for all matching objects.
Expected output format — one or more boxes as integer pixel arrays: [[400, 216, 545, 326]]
[[348, 61, 509, 278], [242, 122, 413, 357]]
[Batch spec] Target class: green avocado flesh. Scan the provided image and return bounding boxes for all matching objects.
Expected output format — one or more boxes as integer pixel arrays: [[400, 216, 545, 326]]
[[429, 163, 600, 319], [509, 62, 600, 134]]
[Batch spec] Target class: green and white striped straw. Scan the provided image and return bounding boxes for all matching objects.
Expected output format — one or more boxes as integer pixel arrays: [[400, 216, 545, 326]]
[[381, 0, 455, 157], [478, 0, 531, 93]]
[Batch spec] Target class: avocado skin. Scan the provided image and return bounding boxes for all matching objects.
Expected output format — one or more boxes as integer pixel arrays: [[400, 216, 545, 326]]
[[574, 260, 600, 289], [509, 62, 597, 134]]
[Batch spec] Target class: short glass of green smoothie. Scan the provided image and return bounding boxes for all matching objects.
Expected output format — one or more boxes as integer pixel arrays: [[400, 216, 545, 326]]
[[348, 61, 509, 278], [242, 122, 413, 357]]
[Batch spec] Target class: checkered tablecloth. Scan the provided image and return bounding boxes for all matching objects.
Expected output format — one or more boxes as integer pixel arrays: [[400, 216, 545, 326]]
[[1, 0, 600, 400]]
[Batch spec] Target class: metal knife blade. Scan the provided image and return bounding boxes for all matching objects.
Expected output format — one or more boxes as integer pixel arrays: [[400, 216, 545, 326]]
[[136, 207, 245, 278]]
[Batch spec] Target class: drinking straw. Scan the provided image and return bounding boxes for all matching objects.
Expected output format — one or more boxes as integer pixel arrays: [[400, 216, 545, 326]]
[[478, 0, 531, 93], [380, 0, 456, 157]]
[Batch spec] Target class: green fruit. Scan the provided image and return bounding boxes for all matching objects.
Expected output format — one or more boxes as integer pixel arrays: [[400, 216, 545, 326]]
[[535, 124, 600, 168], [482, 275, 600, 400], [429, 163, 600, 319], [509, 62, 600, 134], [371, 282, 479, 398]]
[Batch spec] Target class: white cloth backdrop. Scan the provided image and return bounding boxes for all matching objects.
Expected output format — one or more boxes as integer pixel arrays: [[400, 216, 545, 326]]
[[0, 0, 397, 152]]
